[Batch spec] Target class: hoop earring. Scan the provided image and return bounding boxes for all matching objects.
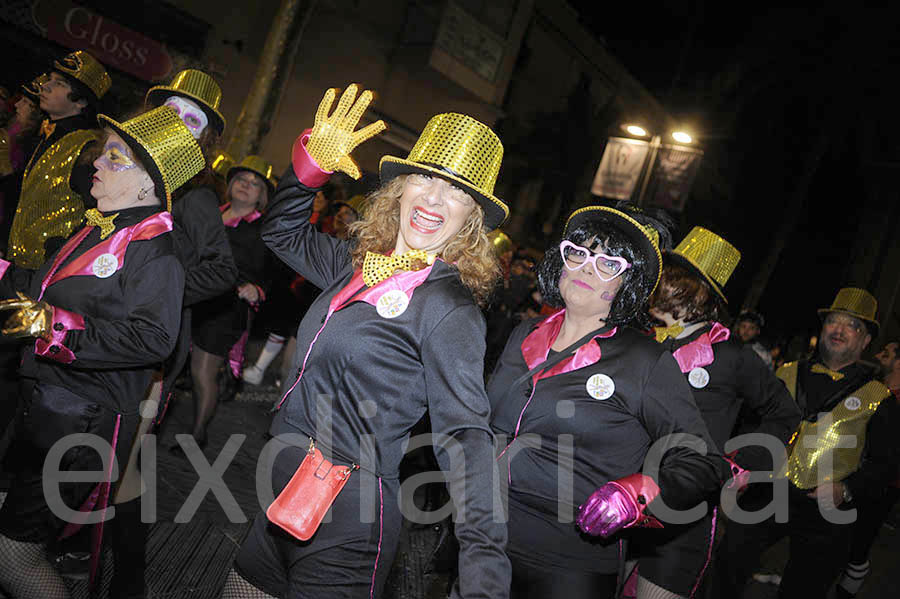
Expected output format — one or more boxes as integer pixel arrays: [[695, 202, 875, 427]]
[[138, 188, 148, 201]]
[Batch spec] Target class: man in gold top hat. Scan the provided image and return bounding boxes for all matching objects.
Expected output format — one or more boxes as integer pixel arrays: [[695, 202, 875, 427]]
[[7, 50, 111, 270], [712, 287, 899, 599]]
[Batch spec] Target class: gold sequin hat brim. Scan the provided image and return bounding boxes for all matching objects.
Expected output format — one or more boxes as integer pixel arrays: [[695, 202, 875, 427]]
[[564, 206, 663, 294], [146, 69, 226, 135], [379, 113, 508, 231], [665, 227, 741, 303], [228, 155, 275, 193], [98, 107, 205, 211], [817, 287, 880, 336]]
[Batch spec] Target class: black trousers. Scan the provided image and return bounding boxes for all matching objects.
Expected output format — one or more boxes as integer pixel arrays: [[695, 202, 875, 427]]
[[710, 483, 853, 599], [510, 555, 617, 599], [848, 486, 900, 565]]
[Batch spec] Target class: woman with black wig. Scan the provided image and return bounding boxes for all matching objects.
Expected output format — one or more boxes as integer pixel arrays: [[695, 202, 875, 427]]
[[626, 227, 799, 599], [487, 205, 728, 599]]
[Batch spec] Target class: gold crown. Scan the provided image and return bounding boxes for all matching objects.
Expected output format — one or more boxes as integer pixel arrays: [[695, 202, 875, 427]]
[[380, 113, 508, 230], [98, 107, 205, 211], [54, 51, 111, 100], [228, 155, 275, 191], [670, 227, 740, 302], [818, 287, 879, 334], [22, 73, 49, 99], [146, 69, 226, 134]]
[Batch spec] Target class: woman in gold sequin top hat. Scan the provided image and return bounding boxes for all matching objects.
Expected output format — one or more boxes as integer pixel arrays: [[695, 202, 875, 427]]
[[627, 227, 799, 599], [222, 85, 511, 599], [0, 107, 204, 598]]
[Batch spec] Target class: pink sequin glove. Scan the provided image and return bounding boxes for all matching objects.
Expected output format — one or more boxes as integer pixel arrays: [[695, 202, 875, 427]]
[[576, 473, 662, 537]]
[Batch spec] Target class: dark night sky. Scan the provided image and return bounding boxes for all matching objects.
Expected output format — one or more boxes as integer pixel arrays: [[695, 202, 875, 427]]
[[565, 2, 898, 347]]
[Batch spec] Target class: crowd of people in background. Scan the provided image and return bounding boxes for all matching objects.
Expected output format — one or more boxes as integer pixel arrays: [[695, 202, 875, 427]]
[[0, 50, 897, 599]]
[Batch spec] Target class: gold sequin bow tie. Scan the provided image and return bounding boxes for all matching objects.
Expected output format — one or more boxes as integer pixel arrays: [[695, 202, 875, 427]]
[[654, 323, 685, 343], [811, 363, 845, 381], [84, 208, 119, 240], [39, 119, 56, 138], [362, 250, 434, 287]]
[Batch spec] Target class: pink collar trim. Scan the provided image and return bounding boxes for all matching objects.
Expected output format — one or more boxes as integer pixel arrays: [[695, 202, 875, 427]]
[[521, 309, 617, 382], [220, 202, 261, 227], [671, 321, 730, 373], [39, 212, 173, 298]]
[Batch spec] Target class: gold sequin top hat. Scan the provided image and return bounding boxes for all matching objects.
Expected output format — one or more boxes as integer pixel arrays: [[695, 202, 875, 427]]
[[487, 229, 513, 257], [818, 287, 879, 336], [211, 152, 235, 179], [564, 205, 664, 294], [22, 73, 49, 100], [228, 155, 275, 194], [667, 226, 741, 302], [145, 69, 226, 135], [336, 194, 368, 218], [54, 51, 111, 102], [98, 106, 205, 212], [379, 113, 508, 230]]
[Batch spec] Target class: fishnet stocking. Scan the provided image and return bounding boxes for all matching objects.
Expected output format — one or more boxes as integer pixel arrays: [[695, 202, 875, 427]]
[[636, 575, 685, 599], [220, 568, 278, 599], [0, 534, 70, 598]]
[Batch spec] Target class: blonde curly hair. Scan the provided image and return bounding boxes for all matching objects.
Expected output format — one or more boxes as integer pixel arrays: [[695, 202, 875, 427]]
[[348, 174, 500, 305]]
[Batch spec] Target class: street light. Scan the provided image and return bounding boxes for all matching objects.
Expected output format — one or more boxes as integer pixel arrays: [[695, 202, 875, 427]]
[[620, 125, 696, 205], [625, 125, 648, 137]]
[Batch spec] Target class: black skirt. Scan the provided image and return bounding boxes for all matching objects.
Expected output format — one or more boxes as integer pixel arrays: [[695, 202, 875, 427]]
[[191, 292, 248, 357]]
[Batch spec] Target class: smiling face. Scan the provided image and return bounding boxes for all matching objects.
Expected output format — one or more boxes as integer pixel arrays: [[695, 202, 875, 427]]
[[819, 312, 871, 369], [394, 173, 476, 255], [558, 237, 625, 323], [163, 95, 208, 139], [91, 131, 155, 211]]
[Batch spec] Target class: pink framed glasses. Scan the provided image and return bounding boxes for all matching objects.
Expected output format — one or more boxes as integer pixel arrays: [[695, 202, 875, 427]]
[[559, 240, 631, 281]]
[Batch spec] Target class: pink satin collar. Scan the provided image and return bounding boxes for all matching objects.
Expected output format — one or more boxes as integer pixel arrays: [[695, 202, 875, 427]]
[[39, 212, 173, 299], [329, 262, 438, 317], [521, 309, 617, 383], [220, 203, 261, 227], [671, 321, 730, 373]]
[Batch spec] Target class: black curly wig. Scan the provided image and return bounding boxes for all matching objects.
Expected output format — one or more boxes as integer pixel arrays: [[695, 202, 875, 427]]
[[537, 204, 673, 329]]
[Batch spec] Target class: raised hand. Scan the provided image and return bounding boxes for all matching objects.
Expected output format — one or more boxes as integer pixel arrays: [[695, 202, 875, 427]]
[[0, 291, 52, 339], [305, 84, 386, 179]]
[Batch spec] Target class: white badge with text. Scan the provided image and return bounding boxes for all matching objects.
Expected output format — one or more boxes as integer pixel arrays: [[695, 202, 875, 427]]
[[92, 253, 118, 278], [376, 289, 409, 319], [586, 373, 615, 400], [688, 367, 710, 389], [844, 396, 861, 411]]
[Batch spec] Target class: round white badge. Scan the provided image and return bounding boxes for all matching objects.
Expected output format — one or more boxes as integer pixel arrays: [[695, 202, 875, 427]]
[[376, 289, 410, 319], [91, 253, 118, 278], [844, 396, 861, 411], [586, 373, 615, 400], [688, 367, 710, 389]]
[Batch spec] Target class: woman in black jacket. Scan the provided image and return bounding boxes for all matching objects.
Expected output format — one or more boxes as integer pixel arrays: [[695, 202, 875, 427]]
[[221, 85, 511, 599], [186, 155, 273, 447], [487, 205, 729, 599], [0, 106, 204, 598], [629, 227, 799, 599]]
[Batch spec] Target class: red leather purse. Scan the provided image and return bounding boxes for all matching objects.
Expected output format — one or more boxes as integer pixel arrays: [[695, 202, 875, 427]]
[[266, 439, 357, 541]]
